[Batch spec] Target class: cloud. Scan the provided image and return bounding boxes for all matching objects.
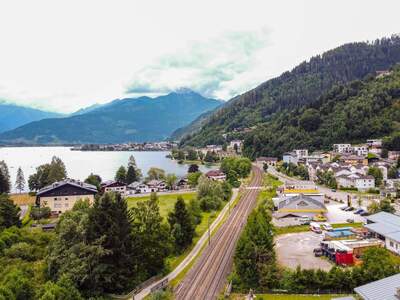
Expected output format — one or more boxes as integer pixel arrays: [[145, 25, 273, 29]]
[[125, 29, 271, 100]]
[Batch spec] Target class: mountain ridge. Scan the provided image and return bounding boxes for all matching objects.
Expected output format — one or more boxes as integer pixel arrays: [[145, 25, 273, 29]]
[[0, 91, 221, 144], [178, 35, 400, 146]]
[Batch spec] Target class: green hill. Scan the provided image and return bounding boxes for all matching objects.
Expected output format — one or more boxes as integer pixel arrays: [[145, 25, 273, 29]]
[[243, 65, 400, 158], [179, 36, 400, 147]]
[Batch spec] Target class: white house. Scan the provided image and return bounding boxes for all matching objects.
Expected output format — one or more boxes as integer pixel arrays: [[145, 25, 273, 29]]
[[282, 152, 298, 165], [333, 144, 352, 153], [206, 170, 226, 181], [147, 180, 167, 192], [336, 174, 375, 191], [127, 182, 151, 194], [101, 180, 127, 194], [228, 140, 243, 152], [294, 149, 308, 159], [352, 145, 368, 157]]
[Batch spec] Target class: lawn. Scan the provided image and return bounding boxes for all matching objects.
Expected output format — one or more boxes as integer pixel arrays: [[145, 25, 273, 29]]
[[275, 222, 363, 235], [126, 192, 197, 218], [257, 174, 282, 206], [230, 294, 353, 300]]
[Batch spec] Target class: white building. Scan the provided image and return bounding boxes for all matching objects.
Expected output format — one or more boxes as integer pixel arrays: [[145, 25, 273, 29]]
[[294, 149, 308, 159], [333, 144, 352, 153], [336, 174, 375, 191], [282, 152, 298, 165], [228, 140, 243, 152], [365, 212, 400, 255], [352, 145, 368, 157]]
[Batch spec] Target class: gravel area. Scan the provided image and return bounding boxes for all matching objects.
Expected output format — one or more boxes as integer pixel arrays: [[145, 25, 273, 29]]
[[275, 232, 332, 271]]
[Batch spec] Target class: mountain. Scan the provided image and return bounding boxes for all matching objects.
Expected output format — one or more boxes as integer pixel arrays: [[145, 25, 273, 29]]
[[179, 35, 400, 146], [70, 103, 103, 116], [0, 103, 63, 133], [243, 65, 400, 158], [0, 90, 221, 144]]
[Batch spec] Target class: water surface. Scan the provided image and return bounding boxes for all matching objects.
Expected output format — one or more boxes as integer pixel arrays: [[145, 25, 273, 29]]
[[0, 147, 213, 191]]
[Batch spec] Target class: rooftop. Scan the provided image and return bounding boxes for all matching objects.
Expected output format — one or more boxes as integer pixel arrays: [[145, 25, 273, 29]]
[[37, 179, 97, 196], [354, 273, 400, 300]]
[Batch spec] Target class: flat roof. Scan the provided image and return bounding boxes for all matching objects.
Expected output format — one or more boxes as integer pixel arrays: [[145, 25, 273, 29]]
[[354, 273, 400, 300], [364, 223, 400, 236], [366, 212, 400, 228]]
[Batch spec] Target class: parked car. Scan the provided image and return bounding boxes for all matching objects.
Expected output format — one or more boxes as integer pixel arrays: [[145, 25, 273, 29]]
[[340, 206, 349, 211], [313, 248, 323, 257], [360, 211, 370, 216], [310, 222, 322, 234], [313, 214, 327, 222], [299, 216, 312, 225], [354, 208, 365, 215], [321, 222, 333, 231], [346, 218, 355, 223], [344, 207, 355, 211], [331, 189, 337, 192]]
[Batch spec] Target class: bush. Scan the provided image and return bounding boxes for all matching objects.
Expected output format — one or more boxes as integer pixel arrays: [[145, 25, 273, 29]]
[[30, 206, 51, 220]]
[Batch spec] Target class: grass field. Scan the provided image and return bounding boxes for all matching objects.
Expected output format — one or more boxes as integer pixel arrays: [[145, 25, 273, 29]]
[[126, 192, 197, 218], [230, 294, 354, 300]]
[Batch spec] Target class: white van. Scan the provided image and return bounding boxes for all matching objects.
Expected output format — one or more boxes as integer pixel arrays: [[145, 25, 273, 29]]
[[310, 222, 322, 234], [321, 222, 333, 231]]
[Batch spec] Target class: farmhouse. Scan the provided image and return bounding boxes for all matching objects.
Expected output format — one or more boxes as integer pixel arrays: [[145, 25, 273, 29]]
[[101, 180, 127, 194], [37, 179, 97, 214]]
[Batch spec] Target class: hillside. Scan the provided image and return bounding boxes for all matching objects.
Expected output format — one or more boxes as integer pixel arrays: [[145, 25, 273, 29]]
[[0, 90, 221, 144], [0, 103, 63, 133], [179, 36, 400, 146], [242, 65, 400, 158]]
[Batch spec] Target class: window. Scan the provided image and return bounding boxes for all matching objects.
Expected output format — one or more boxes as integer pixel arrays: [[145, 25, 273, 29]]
[[390, 241, 394, 247], [65, 197, 68, 200]]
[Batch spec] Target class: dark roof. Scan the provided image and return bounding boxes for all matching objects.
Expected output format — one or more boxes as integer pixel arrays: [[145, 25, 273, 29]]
[[354, 273, 400, 300], [37, 179, 97, 196], [101, 180, 126, 188]]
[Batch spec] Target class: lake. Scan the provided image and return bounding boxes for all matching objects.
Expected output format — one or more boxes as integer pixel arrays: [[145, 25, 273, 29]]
[[0, 147, 213, 192]]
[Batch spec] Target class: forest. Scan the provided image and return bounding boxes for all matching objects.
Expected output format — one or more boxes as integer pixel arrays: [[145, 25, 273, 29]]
[[179, 35, 400, 150]]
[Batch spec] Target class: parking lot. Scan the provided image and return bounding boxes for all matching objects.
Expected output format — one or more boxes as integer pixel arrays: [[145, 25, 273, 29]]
[[325, 203, 366, 224], [275, 231, 332, 271]]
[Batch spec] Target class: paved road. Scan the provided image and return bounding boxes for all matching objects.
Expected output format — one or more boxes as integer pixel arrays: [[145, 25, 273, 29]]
[[174, 165, 263, 300], [133, 188, 239, 300]]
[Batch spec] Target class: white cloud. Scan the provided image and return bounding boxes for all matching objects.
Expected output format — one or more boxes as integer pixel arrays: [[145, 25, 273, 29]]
[[0, 0, 398, 112]]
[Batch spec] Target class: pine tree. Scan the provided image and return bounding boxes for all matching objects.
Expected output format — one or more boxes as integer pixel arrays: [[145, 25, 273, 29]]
[[0, 194, 21, 229], [15, 167, 25, 193], [0, 160, 11, 194], [234, 206, 277, 290], [131, 193, 171, 278], [115, 166, 127, 183], [168, 196, 195, 253], [86, 192, 135, 293], [126, 165, 137, 185]]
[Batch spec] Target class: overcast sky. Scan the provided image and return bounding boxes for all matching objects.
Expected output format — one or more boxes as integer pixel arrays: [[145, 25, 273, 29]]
[[0, 0, 399, 113]]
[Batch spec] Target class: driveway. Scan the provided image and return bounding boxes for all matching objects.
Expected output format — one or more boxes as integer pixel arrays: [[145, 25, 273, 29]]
[[275, 232, 332, 271]]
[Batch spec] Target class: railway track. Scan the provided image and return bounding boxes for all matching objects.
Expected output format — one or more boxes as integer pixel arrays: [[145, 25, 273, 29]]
[[174, 165, 263, 300]]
